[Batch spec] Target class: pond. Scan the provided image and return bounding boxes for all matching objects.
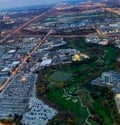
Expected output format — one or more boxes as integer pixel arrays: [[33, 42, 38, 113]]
[[50, 71, 72, 82]]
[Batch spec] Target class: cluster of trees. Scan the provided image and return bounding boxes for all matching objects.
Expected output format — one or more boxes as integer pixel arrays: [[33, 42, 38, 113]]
[[48, 111, 76, 125], [0, 118, 12, 125], [89, 85, 120, 124], [105, 91, 120, 124], [0, 114, 22, 125]]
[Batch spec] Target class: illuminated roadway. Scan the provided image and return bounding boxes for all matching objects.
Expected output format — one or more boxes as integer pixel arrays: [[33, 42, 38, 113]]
[[0, 29, 53, 91], [0, 4, 58, 91], [0, 8, 53, 44], [0, 4, 119, 91], [16, 34, 95, 38]]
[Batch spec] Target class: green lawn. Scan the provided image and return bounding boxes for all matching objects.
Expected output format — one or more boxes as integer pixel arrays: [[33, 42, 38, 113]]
[[88, 119, 99, 125], [47, 89, 88, 124], [93, 97, 113, 124], [103, 47, 116, 68]]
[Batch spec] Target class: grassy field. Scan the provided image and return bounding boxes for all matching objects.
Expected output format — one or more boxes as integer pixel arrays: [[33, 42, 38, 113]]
[[47, 89, 89, 124], [88, 119, 99, 125], [93, 97, 113, 124]]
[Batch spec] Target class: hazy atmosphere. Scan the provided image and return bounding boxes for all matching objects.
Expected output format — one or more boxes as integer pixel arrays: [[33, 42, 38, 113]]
[[0, 0, 120, 124], [0, 0, 63, 9]]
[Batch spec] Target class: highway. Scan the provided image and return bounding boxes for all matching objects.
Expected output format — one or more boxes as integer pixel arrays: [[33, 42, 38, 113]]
[[0, 4, 119, 91], [0, 8, 53, 44], [0, 29, 53, 91], [0, 4, 57, 91], [14, 32, 120, 38], [18, 34, 95, 38]]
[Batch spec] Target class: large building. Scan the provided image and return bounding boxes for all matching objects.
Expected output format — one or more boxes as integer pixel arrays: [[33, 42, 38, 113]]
[[115, 94, 120, 113], [102, 72, 113, 83]]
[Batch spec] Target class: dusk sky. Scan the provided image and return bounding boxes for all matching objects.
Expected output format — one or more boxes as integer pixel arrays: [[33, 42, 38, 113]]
[[0, 0, 63, 9]]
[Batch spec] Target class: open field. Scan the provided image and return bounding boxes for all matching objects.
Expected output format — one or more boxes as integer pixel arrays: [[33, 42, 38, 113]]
[[92, 97, 113, 125]]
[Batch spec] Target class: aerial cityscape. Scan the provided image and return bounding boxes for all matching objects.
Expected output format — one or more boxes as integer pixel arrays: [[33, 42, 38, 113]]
[[0, 0, 120, 124]]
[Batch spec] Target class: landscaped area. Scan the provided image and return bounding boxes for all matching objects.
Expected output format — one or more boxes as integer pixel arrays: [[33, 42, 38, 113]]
[[47, 89, 89, 124], [36, 37, 118, 124], [92, 97, 113, 125]]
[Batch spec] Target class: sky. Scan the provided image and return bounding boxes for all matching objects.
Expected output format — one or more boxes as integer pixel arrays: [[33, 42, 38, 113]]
[[0, 0, 63, 9]]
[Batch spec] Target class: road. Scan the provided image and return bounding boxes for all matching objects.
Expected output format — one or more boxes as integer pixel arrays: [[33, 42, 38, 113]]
[[0, 29, 53, 91], [0, 6, 55, 91], [13, 33, 96, 38], [0, 4, 59, 91], [63, 88, 91, 125], [92, 25, 120, 38], [0, 8, 53, 44]]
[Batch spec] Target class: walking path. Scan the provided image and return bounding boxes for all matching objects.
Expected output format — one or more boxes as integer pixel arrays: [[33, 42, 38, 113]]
[[63, 88, 91, 125]]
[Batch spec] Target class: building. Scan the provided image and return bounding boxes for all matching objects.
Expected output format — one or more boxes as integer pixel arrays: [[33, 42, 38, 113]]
[[115, 94, 120, 113], [72, 54, 81, 62], [102, 72, 113, 83]]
